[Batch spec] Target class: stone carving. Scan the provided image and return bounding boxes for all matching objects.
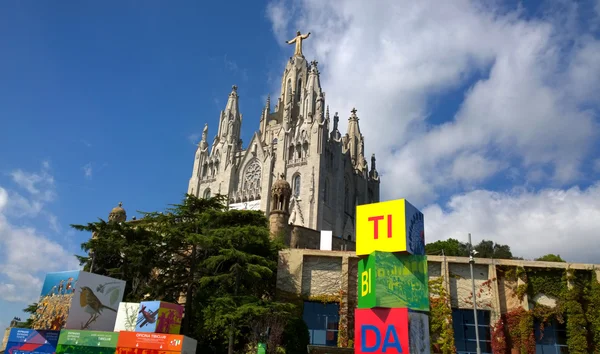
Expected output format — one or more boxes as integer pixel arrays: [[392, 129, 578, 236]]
[[244, 159, 261, 190], [285, 31, 311, 57], [288, 195, 305, 226]]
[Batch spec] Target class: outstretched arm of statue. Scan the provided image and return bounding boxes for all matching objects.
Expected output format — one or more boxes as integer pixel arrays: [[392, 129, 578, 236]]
[[286, 37, 297, 44], [302, 32, 311, 39]]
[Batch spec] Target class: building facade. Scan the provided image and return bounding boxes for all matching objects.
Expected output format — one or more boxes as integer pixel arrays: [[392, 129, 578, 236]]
[[186, 32, 380, 241], [277, 249, 600, 354]]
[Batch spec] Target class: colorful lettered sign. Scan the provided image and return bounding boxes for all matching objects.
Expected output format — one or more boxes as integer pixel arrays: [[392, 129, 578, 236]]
[[356, 199, 425, 256], [358, 252, 429, 311], [354, 308, 409, 353]]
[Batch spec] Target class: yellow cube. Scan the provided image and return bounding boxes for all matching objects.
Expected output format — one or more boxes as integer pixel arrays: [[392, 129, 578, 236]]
[[356, 199, 425, 256]]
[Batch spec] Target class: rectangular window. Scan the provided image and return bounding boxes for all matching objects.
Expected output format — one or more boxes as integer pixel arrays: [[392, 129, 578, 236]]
[[452, 308, 492, 354], [534, 318, 568, 354], [302, 301, 339, 346]]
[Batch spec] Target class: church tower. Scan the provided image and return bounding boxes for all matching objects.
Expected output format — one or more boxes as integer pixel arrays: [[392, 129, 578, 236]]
[[187, 31, 380, 241]]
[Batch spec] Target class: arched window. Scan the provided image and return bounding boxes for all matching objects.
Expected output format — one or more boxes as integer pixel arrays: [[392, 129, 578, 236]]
[[296, 77, 302, 101], [293, 174, 301, 197], [203, 188, 211, 199], [202, 163, 208, 177]]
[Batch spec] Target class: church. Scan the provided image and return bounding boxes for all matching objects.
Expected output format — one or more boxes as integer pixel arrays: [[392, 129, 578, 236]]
[[186, 31, 380, 247]]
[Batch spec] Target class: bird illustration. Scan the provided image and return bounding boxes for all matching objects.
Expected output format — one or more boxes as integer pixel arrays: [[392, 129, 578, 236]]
[[79, 286, 117, 316]]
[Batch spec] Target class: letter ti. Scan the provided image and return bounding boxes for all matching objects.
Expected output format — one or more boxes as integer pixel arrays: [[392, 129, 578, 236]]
[[368, 215, 392, 239]]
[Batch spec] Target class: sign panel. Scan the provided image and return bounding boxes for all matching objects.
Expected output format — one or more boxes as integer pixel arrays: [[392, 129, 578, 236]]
[[355, 199, 425, 256], [5, 328, 60, 354], [358, 252, 429, 311], [354, 308, 409, 354], [320, 230, 333, 251], [56, 329, 119, 354]]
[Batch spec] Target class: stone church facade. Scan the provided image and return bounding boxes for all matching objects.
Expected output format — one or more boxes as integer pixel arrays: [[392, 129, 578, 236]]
[[187, 32, 380, 243]]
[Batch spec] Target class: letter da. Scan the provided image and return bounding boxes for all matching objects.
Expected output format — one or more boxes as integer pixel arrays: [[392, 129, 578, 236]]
[[361, 325, 381, 352], [381, 325, 403, 352]]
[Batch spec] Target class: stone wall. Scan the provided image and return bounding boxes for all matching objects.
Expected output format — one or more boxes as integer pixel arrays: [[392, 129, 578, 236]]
[[276, 249, 600, 346], [290, 225, 356, 251]]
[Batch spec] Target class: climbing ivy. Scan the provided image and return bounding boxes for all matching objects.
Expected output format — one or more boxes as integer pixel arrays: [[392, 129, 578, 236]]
[[429, 277, 456, 354], [503, 307, 535, 354], [585, 271, 600, 352]]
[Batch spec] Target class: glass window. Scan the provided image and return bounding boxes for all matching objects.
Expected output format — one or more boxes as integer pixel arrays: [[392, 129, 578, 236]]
[[452, 309, 492, 354], [534, 318, 568, 354], [302, 301, 339, 347], [203, 189, 211, 199], [293, 174, 301, 197]]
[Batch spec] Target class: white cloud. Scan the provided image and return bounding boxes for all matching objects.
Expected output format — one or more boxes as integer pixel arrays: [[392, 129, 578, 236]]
[[424, 182, 600, 263], [266, 0, 600, 205], [10, 162, 55, 202], [266, 0, 600, 262], [83, 162, 93, 179], [0, 164, 79, 305]]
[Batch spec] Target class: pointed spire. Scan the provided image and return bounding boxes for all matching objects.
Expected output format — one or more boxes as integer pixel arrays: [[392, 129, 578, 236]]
[[346, 108, 365, 170], [202, 123, 208, 142], [370, 153, 380, 181], [266, 94, 271, 111]]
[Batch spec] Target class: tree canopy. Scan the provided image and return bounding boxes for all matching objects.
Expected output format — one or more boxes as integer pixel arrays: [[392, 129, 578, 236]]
[[425, 238, 515, 259], [535, 254, 566, 262], [67, 194, 305, 354]]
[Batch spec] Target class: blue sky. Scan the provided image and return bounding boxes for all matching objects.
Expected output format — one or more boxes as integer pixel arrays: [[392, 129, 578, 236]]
[[1, 0, 599, 330]]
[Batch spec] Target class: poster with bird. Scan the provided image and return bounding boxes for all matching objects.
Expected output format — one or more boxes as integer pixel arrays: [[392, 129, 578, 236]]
[[62, 271, 126, 331]]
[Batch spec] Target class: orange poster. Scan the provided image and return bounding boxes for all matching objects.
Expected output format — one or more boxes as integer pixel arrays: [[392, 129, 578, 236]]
[[117, 332, 185, 351]]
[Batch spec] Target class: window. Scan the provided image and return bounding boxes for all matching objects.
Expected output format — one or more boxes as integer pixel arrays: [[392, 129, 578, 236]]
[[302, 301, 339, 347], [534, 318, 568, 353], [452, 309, 492, 354], [293, 174, 301, 197], [203, 189, 211, 199]]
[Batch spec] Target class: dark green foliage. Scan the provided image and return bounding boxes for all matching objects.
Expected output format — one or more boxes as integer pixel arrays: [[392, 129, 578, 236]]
[[425, 238, 514, 259], [535, 254, 566, 262], [53, 193, 296, 353], [282, 317, 310, 354]]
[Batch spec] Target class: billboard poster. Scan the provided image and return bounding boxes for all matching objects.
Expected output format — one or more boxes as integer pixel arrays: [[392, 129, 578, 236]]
[[63, 271, 126, 331], [136, 301, 183, 334], [32, 270, 81, 330], [114, 303, 141, 332], [358, 252, 429, 311]]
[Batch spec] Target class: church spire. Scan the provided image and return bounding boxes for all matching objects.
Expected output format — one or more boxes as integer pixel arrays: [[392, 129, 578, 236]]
[[217, 85, 242, 141], [343, 108, 367, 171]]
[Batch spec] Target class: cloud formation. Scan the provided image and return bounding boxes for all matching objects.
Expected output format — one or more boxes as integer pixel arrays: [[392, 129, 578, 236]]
[[0, 163, 79, 304], [267, 0, 600, 262]]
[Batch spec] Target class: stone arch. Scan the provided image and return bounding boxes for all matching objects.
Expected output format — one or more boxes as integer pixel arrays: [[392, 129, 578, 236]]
[[203, 188, 211, 199], [243, 158, 262, 193]]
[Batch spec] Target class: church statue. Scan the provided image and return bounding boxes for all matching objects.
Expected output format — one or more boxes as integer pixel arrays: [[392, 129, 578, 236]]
[[286, 31, 311, 57]]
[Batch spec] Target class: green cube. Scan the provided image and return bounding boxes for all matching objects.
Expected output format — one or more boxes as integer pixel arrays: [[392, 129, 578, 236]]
[[357, 251, 429, 311], [56, 330, 119, 354]]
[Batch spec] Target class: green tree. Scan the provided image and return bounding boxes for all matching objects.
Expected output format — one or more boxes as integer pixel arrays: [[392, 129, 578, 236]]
[[71, 219, 163, 301], [535, 254, 566, 262], [425, 238, 469, 256], [425, 238, 514, 259]]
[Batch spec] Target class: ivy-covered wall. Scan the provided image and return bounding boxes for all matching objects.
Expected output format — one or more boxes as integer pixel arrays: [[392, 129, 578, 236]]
[[276, 250, 600, 354]]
